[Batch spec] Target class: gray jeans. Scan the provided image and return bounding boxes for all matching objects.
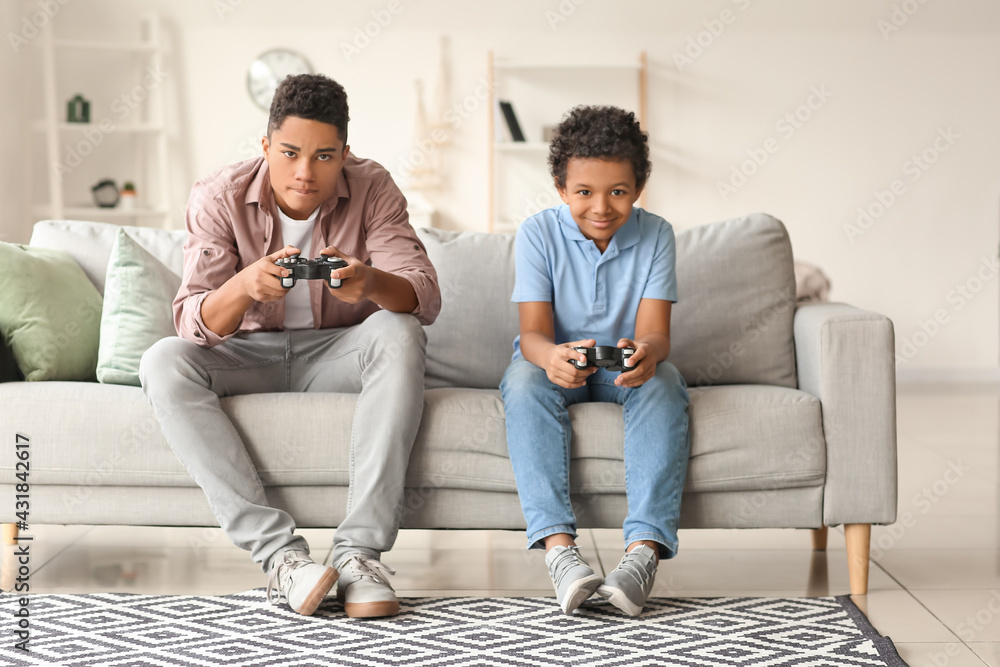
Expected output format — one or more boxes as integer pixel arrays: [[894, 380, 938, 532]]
[[139, 310, 426, 572]]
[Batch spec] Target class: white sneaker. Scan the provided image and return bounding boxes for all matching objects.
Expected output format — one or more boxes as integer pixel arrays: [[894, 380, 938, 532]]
[[597, 544, 658, 617], [265, 549, 338, 616], [336, 554, 400, 618], [545, 545, 603, 614]]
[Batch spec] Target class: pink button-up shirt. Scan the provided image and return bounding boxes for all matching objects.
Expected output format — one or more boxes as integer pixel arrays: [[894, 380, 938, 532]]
[[174, 155, 440, 347]]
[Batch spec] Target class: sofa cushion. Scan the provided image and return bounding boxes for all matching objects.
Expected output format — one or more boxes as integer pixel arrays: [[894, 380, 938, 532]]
[[418, 227, 519, 389], [407, 385, 824, 495], [0, 243, 103, 381], [671, 213, 798, 388], [419, 213, 797, 389], [27, 213, 797, 389], [0, 383, 824, 497], [30, 219, 185, 296], [0, 381, 356, 488], [97, 229, 183, 386]]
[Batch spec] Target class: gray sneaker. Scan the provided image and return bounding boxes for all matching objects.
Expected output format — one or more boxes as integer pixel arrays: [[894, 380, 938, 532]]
[[545, 545, 603, 614], [265, 549, 338, 616], [336, 554, 400, 618], [596, 544, 658, 617]]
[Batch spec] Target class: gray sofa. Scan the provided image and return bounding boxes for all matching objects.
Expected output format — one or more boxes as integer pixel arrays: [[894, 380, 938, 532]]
[[0, 213, 896, 594]]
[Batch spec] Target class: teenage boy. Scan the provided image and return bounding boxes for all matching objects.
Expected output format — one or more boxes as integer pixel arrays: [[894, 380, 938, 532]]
[[500, 105, 690, 617], [140, 74, 440, 618]]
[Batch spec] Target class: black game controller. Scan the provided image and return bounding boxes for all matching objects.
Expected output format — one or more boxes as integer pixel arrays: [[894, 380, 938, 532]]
[[569, 345, 636, 372], [275, 254, 349, 289]]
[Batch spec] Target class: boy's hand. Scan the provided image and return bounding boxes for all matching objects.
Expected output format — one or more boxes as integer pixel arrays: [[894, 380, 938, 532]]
[[320, 245, 374, 304], [544, 339, 597, 389], [240, 245, 301, 303], [615, 338, 654, 388]]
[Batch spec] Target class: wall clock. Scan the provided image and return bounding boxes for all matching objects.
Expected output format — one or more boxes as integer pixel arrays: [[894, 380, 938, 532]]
[[247, 49, 313, 110]]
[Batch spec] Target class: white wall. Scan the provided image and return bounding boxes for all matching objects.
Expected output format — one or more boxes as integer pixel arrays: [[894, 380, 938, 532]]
[[8, 0, 999, 380], [0, 1, 26, 243]]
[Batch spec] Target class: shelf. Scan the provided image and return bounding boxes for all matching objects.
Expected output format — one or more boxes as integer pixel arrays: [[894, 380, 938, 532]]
[[487, 50, 647, 232], [32, 13, 174, 229], [32, 121, 165, 133]]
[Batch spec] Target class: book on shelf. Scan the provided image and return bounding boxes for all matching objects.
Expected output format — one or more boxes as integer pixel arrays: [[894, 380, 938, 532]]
[[498, 100, 526, 142]]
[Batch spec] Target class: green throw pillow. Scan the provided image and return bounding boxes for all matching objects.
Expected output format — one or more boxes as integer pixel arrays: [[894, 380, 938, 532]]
[[97, 228, 181, 386], [0, 243, 103, 381]]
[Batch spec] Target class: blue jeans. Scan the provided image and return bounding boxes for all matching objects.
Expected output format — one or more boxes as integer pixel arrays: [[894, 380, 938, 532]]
[[500, 357, 690, 558]]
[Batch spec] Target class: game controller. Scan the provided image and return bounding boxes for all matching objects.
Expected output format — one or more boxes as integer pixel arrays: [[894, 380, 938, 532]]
[[569, 345, 636, 372], [275, 254, 349, 289]]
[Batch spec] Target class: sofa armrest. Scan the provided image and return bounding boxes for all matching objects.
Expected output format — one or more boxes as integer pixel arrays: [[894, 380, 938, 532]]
[[794, 302, 897, 526]]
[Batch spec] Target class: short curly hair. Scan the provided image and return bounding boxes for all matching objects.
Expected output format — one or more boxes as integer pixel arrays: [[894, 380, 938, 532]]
[[268, 73, 350, 145], [548, 105, 650, 192]]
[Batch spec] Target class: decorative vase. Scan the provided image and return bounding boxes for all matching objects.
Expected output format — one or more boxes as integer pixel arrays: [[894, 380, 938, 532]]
[[120, 182, 136, 211], [67, 95, 90, 123]]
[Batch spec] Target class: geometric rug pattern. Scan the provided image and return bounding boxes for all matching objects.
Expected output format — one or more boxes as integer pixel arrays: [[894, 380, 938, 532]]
[[0, 593, 908, 666]]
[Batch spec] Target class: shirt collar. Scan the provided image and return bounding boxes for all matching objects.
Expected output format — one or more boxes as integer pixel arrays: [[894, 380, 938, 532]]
[[246, 158, 271, 210], [557, 204, 641, 253], [320, 168, 351, 218]]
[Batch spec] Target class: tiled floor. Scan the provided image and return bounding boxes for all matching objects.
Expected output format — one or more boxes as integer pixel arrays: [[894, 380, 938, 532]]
[[4, 384, 998, 665]]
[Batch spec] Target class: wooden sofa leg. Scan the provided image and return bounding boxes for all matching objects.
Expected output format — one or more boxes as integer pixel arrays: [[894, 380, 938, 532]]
[[844, 523, 871, 596], [2, 523, 17, 546], [812, 526, 828, 551]]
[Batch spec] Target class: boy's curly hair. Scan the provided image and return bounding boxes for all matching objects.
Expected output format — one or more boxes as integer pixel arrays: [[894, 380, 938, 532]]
[[548, 105, 650, 192], [268, 73, 350, 144]]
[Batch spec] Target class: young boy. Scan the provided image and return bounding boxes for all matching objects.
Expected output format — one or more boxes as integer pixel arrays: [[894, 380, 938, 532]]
[[500, 105, 690, 617], [140, 74, 440, 618]]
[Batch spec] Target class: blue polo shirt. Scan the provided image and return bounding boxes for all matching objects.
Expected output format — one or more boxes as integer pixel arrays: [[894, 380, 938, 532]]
[[511, 204, 678, 360]]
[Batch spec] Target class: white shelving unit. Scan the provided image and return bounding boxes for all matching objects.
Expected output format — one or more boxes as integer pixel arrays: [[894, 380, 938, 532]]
[[30, 12, 173, 228], [487, 52, 648, 233]]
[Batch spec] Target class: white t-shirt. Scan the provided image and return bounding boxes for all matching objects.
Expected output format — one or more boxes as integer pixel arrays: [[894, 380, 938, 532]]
[[277, 205, 320, 330]]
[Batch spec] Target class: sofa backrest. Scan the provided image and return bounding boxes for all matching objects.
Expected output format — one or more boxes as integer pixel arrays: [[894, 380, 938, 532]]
[[418, 227, 519, 390], [671, 213, 797, 388], [30, 212, 797, 390], [418, 212, 797, 390], [30, 219, 185, 294]]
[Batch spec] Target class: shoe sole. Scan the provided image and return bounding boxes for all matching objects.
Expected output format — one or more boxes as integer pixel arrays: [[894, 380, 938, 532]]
[[344, 599, 400, 618], [596, 583, 643, 617], [294, 567, 339, 616], [560, 574, 603, 614]]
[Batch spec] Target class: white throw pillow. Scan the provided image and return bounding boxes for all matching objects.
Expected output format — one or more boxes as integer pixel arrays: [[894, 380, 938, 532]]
[[97, 228, 181, 386]]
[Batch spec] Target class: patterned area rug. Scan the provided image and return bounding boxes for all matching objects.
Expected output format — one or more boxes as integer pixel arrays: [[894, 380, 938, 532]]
[[0, 592, 907, 666]]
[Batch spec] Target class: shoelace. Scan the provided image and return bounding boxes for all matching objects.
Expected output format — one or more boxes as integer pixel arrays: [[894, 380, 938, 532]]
[[341, 555, 396, 586], [548, 546, 589, 586], [265, 550, 311, 604], [614, 549, 656, 589]]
